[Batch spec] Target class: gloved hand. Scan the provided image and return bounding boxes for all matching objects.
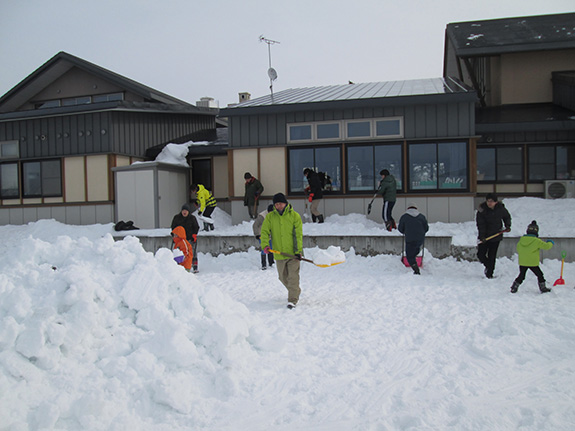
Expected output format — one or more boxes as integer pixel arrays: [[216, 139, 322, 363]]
[[546, 239, 555, 245], [198, 211, 202, 216], [479, 237, 486, 243], [308, 193, 314, 202], [295, 253, 302, 260], [255, 235, 261, 240], [304, 186, 311, 193], [263, 246, 271, 254], [192, 234, 197, 242], [503, 227, 511, 233]]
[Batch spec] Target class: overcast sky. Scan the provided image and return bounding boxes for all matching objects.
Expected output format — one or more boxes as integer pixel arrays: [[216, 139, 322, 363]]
[[1, 0, 573, 107]]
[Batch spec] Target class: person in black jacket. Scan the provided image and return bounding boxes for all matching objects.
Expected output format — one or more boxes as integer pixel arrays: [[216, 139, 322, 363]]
[[476, 194, 512, 279], [398, 203, 429, 274], [303, 168, 324, 223], [171, 203, 200, 273]]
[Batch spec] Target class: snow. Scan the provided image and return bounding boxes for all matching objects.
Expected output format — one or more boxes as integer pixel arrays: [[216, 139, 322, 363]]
[[1, 197, 575, 430]]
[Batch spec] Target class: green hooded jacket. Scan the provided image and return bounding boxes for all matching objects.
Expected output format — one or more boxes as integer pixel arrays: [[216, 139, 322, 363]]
[[260, 203, 303, 260], [377, 174, 397, 202], [516, 234, 553, 267]]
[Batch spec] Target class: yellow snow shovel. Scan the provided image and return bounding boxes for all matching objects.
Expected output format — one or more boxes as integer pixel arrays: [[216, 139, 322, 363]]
[[268, 249, 344, 268]]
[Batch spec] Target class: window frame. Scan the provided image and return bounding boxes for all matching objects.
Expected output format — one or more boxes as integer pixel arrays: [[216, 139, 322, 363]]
[[0, 162, 20, 199], [346, 142, 403, 193], [21, 159, 63, 198], [287, 145, 342, 194], [0, 140, 20, 159]]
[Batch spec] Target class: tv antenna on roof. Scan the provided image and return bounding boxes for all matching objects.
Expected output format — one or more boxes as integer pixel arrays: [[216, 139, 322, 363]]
[[259, 35, 280, 101]]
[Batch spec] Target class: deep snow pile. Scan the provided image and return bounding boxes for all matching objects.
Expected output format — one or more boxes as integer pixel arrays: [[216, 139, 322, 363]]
[[1, 198, 575, 430]]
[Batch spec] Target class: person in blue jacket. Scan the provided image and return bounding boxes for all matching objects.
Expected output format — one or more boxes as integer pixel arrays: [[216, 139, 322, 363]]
[[398, 202, 429, 275]]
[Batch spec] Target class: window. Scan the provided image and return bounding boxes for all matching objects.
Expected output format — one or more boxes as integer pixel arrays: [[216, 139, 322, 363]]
[[347, 144, 402, 191], [35, 100, 61, 109], [22, 159, 62, 198], [288, 146, 341, 193], [529, 146, 555, 180], [409, 142, 467, 191], [62, 96, 91, 106], [557, 146, 575, 180], [0, 140, 19, 159], [477, 148, 495, 181], [497, 147, 523, 181], [92, 92, 124, 103], [289, 124, 312, 141], [287, 117, 403, 143], [0, 163, 19, 198]]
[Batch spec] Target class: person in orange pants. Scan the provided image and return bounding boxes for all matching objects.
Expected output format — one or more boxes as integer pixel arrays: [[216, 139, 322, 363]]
[[172, 226, 193, 271]]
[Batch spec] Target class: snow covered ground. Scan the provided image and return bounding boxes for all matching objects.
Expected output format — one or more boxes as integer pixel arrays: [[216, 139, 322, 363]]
[[1, 197, 575, 430]]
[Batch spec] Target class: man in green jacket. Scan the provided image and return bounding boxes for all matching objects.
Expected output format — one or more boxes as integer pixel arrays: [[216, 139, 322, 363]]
[[261, 193, 303, 309], [510, 220, 553, 294], [377, 169, 397, 231]]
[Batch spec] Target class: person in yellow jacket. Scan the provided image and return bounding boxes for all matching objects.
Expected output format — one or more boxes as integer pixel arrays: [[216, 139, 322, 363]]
[[191, 184, 217, 231], [510, 220, 553, 294], [261, 193, 303, 309]]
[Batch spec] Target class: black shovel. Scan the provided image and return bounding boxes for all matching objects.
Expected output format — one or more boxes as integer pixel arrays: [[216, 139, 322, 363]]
[[367, 194, 377, 215]]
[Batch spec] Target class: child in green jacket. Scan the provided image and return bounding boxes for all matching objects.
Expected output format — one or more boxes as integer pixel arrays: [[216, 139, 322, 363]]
[[510, 220, 554, 294]]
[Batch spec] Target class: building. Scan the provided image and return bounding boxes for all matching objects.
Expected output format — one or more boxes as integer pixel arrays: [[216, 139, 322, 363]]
[[444, 12, 575, 198], [0, 51, 218, 225], [220, 78, 479, 224]]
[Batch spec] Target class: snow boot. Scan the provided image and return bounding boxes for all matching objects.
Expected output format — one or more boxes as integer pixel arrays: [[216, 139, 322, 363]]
[[539, 281, 551, 293], [261, 254, 267, 270], [312, 214, 317, 223], [268, 253, 275, 267], [410, 262, 420, 275], [318, 214, 324, 224], [510, 281, 520, 293], [203, 222, 210, 232], [287, 302, 296, 309]]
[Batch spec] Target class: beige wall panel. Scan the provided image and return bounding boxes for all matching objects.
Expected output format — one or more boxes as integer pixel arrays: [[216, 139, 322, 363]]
[[213, 156, 229, 199], [1, 199, 20, 206], [477, 184, 495, 193], [65, 157, 86, 202], [22, 198, 42, 205], [116, 156, 132, 167], [232, 149, 259, 197], [526, 183, 544, 193], [496, 184, 524, 193], [86, 155, 109, 201], [260, 147, 286, 196], [500, 50, 575, 104]]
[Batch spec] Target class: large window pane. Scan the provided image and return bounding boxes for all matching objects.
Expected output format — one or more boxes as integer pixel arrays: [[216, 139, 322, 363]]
[[289, 148, 314, 192], [409, 143, 437, 190], [42, 160, 62, 196], [556, 146, 575, 179], [289, 147, 341, 193], [314, 147, 341, 191], [23, 162, 42, 196], [376, 119, 401, 137], [438, 142, 467, 189], [347, 146, 374, 191], [375, 145, 402, 189], [529, 146, 555, 180], [477, 148, 495, 181], [497, 147, 523, 181], [0, 140, 19, 159], [0, 163, 19, 198]]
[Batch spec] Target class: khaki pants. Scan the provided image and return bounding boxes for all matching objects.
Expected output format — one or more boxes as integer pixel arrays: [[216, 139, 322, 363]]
[[275, 258, 301, 304], [310, 199, 321, 217]]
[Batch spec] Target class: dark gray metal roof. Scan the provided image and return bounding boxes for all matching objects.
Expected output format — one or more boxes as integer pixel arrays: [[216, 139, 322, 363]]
[[220, 77, 475, 116], [0, 51, 215, 115], [446, 12, 575, 57]]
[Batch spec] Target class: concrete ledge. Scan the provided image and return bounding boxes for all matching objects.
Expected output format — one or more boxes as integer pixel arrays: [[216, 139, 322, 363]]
[[114, 235, 575, 262]]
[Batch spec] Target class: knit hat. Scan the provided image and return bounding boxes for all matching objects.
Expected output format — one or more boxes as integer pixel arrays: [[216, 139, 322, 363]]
[[273, 193, 288, 204], [267, 204, 274, 212], [181, 203, 191, 212], [244, 172, 252, 180], [526, 220, 539, 236]]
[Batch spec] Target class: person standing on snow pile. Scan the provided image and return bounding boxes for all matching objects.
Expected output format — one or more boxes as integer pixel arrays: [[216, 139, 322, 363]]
[[510, 220, 553, 294], [191, 184, 217, 231], [476, 193, 511, 279], [398, 202, 429, 275], [171, 203, 200, 273], [303, 168, 324, 223], [244, 172, 264, 219], [377, 169, 397, 231], [261, 193, 303, 309], [253, 203, 275, 270], [172, 226, 194, 271]]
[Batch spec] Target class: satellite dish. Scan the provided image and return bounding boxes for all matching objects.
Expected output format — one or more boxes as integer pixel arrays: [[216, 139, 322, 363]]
[[268, 67, 278, 81]]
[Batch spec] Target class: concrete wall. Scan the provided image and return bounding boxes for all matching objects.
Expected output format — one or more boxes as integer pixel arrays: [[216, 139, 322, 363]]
[[115, 234, 575, 263], [0, 203, 114, 225]]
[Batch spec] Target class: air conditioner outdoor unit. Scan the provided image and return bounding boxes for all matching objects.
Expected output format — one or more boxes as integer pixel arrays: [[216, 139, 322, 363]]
[[544, 180, 575, 199]]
